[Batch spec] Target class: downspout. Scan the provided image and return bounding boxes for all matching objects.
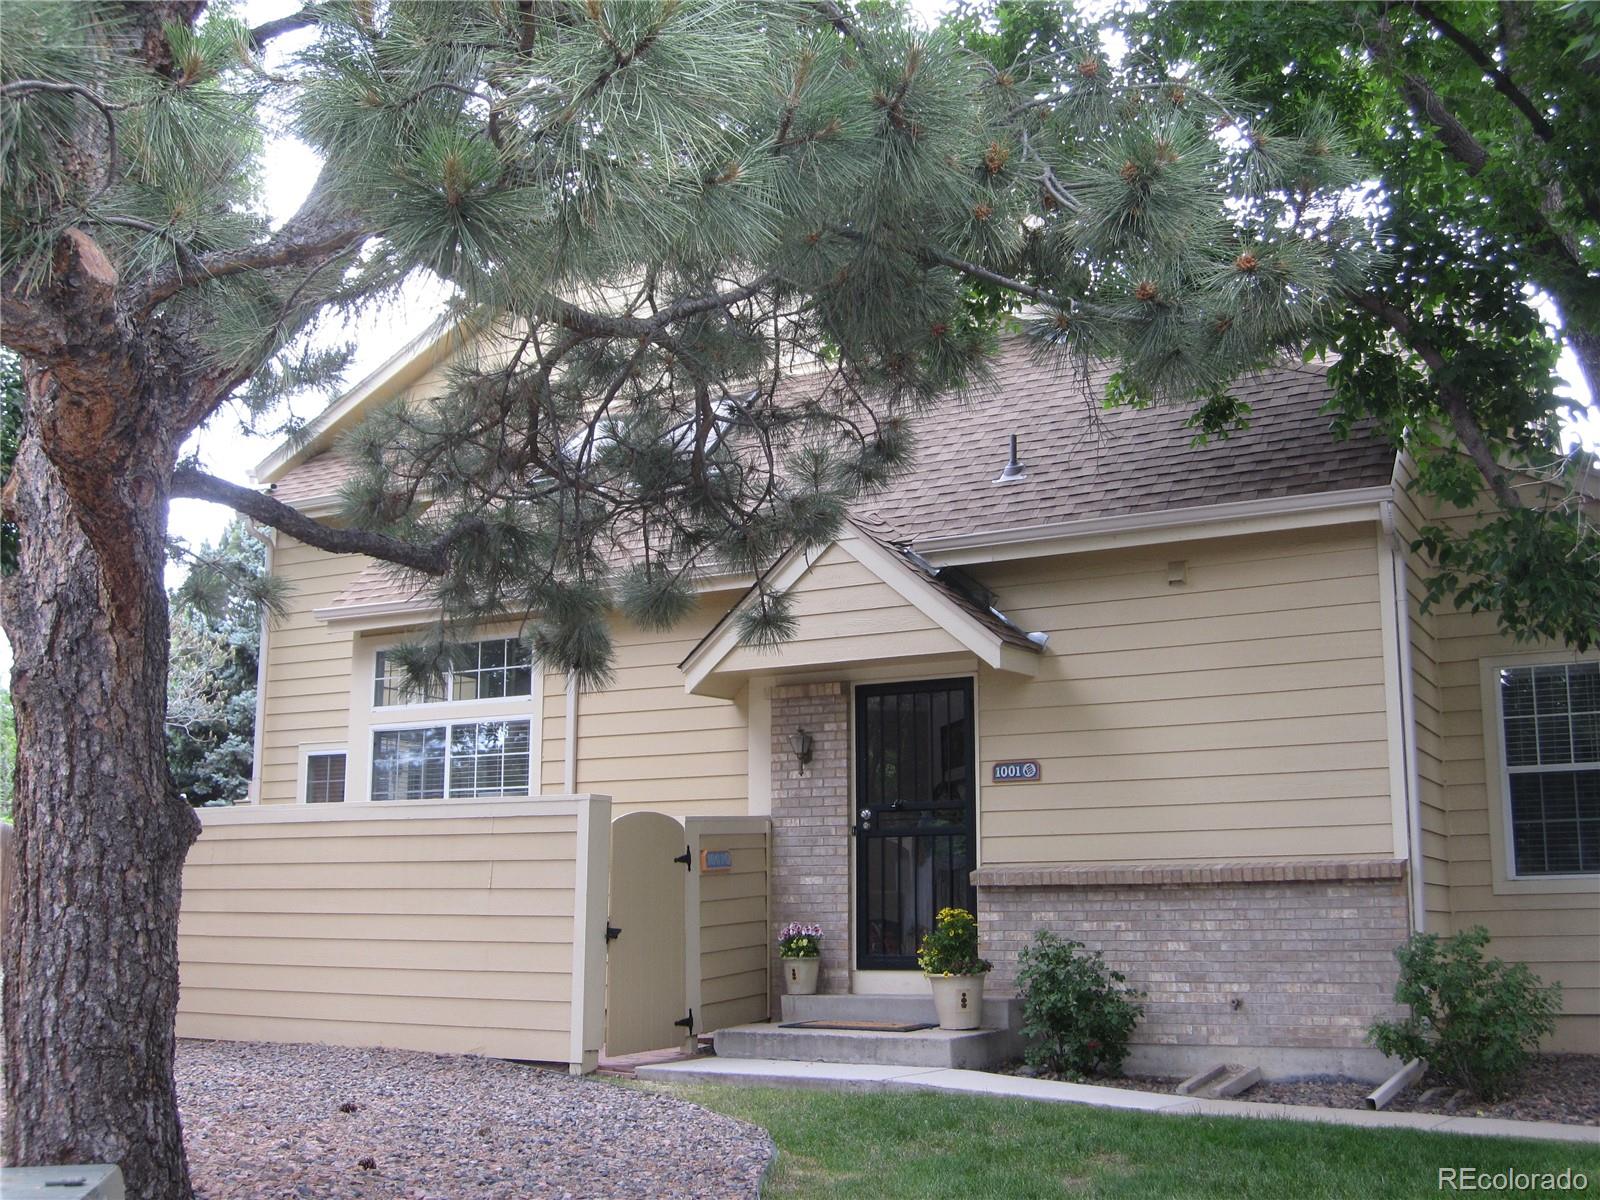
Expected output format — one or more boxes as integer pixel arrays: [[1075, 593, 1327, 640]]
[[1382, 501, 1426, 932], [243, 521, 274, 805], [563, 671, 579, 794]]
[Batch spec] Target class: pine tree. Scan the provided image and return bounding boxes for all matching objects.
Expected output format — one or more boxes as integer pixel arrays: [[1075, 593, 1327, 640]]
[[0, 2, 1445, 1193], [166, 519, 270, 807]]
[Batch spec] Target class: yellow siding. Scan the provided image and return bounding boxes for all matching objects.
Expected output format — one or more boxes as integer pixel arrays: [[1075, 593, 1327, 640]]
[[1410, 494, 1600, 1052], [973, 525, 1396, 866], [178, 805, 593, 1062], [693, 826, 770, 1033], [258, 538, 371, 805], [556, 597, 749, 817]]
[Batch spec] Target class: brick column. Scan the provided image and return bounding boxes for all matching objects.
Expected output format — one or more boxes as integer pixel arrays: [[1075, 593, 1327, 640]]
[[770, 681, 851, 999]]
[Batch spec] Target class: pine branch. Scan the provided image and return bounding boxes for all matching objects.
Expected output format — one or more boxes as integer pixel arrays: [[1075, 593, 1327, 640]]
[[0, 81, 123, 201], [248, 8, 319, 52], [922, 247, 1069, 310], [137, 168, 367, 313], [548, 273, 778, 342], [190, 245, 363, 428], [169, 466, 484, 574], [810, 0, 869, 56]]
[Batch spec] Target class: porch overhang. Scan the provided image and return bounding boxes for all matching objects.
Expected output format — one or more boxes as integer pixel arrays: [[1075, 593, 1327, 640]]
[[680, 523, 1044, 700]]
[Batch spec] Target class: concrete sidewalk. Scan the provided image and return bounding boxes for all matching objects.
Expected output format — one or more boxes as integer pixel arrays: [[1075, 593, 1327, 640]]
[[635, 1056, 1599, 1145]]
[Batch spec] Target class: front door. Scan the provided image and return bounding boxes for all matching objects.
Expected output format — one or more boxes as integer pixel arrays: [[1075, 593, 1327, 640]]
[[854, 678, 976, 970]]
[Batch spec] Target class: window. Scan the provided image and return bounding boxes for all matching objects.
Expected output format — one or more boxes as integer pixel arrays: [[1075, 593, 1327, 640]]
[[1498, 662, 1599, 877], [373, 637, 533, 707], [371, 719, 532, 802], [448, 721, 532, 797], [373, 653, 445, 708], [305, 752, 347, 804], [450, 638, 535, 702]]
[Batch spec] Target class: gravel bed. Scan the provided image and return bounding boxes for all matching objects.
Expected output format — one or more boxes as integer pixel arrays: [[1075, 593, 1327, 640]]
[[176, 1040, 773, 1199], [1006, 1054, 1600, 1126]]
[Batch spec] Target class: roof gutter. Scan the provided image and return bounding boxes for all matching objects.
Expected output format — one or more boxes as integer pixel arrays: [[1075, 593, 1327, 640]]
[[311, 566, 753, 625], [910, 485, 1396, 565]]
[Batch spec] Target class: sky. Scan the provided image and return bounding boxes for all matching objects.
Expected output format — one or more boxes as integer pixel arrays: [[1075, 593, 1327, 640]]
[[0, 0, 1592, 681]]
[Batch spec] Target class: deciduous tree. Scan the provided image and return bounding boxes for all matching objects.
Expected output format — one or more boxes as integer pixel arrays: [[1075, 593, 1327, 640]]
[[984, 0, 1599, 645]]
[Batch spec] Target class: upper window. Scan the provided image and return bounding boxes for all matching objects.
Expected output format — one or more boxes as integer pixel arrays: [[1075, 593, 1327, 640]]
[[373, 637, 533, 707], [1497, 662, 1599, 877]]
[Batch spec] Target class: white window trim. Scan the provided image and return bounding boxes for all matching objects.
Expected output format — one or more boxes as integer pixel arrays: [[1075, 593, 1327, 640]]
[[371, 635, 536, 711], [1479, 650, 1600, 896], [346, 626, 547, 808], [367, 714, 538, 804], [297, 744, 349, 807]]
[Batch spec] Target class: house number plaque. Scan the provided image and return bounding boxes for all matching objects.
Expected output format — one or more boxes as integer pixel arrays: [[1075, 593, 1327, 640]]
[[991, 760, 1041, 783], [700, 849, 734, 873]]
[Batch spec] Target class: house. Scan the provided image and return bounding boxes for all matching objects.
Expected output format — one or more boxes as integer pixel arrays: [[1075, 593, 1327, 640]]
[[175, 328, 1598, 1079]]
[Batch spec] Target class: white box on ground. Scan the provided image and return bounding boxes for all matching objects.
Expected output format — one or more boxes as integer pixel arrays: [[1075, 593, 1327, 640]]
[[0, 1164, 125, 1199]]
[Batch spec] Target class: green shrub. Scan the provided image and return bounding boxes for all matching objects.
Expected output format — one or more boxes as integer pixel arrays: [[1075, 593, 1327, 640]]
[[1368, 926, 1561, 1100], [1017, 931, 1143, 1079]]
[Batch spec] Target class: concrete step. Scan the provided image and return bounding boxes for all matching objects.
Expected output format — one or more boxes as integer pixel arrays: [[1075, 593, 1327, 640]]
[[713, 1021, 1018, 1070], [778, 992, 1024, 1031], [1201, 1065, 1263, 1100]]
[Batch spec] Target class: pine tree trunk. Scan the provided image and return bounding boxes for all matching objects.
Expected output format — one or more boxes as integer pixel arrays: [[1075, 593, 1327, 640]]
[[1, 418, 200, 1197]]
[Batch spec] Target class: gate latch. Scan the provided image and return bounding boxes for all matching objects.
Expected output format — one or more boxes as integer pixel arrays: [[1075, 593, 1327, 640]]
[[605, 923, 622, 943], [673, 846, 692, 870]]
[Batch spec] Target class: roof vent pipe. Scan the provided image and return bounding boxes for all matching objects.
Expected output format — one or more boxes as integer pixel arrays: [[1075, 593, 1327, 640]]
[[993, 433, 1026, 484]]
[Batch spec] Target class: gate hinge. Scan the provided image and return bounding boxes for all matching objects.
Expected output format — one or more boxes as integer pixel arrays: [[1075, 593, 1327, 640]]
[[673, 846, 692, 870], [675, 1009, 695, 1035], [605, 923, 622, 942]]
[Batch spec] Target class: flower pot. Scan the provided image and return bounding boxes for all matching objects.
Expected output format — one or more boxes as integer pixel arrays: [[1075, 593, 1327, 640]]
[[783, 957, 820, 995], [928, 973, 985, 1029]]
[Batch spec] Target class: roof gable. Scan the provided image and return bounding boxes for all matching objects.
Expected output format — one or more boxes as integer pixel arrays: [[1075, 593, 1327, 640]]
[[253, 319, 472, 485], [681, 524, 1043, 698]]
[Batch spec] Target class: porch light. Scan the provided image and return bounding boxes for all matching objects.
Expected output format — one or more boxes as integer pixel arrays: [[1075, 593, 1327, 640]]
[[789, 727, 814, 774]]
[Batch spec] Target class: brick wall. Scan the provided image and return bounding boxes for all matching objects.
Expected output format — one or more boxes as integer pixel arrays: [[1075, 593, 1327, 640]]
[[978, 868, 1409, 1051], [770, 682, 851, 998]]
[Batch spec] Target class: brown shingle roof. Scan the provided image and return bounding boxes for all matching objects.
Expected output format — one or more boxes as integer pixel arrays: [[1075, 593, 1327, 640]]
[[319, 558, 434, 616], [852, 338, 1395, 544], [285, 337, 1394, 617], [268, 451, 354, 506]]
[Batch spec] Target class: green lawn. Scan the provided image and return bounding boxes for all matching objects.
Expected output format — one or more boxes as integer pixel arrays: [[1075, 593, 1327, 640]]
[[664, 1085, 1600, 1199]]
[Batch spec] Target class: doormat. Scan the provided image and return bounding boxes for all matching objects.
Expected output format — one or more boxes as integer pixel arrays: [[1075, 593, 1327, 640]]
[[779, 1019, 938, 1033]]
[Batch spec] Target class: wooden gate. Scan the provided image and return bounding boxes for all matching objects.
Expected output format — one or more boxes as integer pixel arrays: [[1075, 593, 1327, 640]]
[[605, 811, 688, 1056]]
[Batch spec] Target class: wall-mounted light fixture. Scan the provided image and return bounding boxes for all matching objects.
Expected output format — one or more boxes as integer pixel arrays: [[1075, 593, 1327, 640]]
[[789, 727, 814, 774]]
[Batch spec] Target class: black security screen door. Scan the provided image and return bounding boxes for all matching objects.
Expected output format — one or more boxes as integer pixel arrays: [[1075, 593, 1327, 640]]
[[855, 678, 976, 970]]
